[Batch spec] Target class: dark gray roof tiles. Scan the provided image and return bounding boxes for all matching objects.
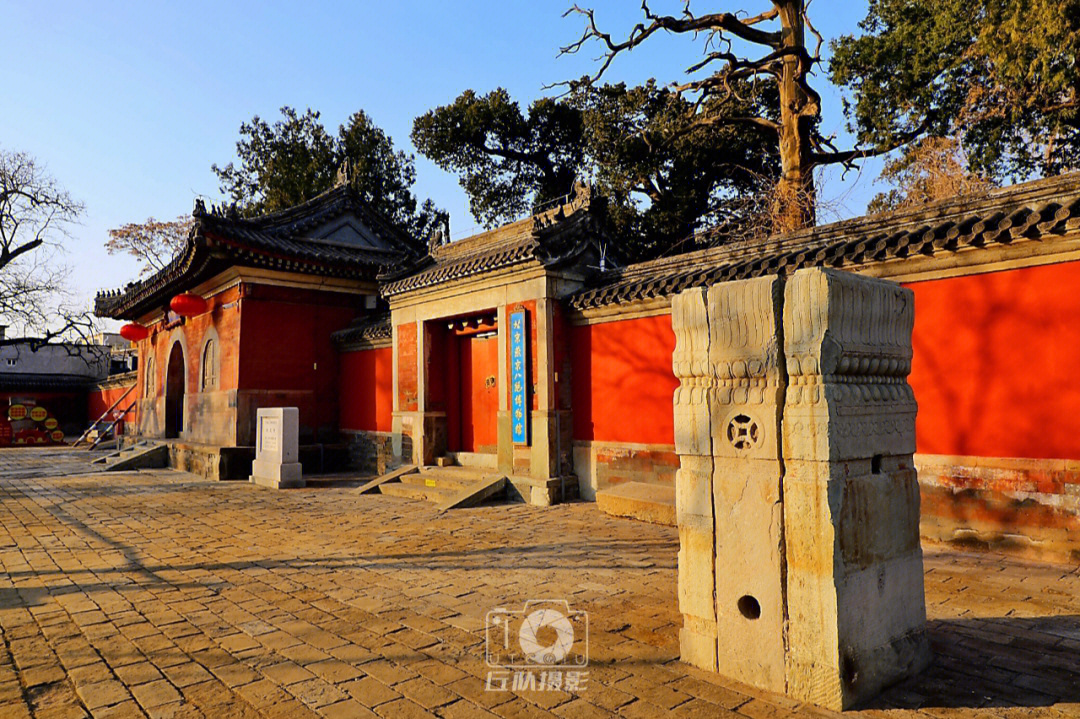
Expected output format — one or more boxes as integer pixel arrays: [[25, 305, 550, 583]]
[[569, 174, 1080, 310]]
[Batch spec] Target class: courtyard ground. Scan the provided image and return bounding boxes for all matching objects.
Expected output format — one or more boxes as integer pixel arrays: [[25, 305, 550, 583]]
[[0, 448, 1078, 718]]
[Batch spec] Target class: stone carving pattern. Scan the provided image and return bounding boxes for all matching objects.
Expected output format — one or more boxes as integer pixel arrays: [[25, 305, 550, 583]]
[[707, 277, 784, 460], [783, 268, 917, 461], [672, 288, 713, 458]]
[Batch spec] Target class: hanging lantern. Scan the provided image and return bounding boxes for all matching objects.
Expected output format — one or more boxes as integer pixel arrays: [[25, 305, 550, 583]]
[[119, 322, 150, 341], [170, 292, 208, 317]]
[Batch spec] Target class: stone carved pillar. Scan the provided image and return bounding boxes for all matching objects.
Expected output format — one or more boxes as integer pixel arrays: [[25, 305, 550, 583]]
[[707, 277, 787, 692], [672, 267, 929, 711], [671, 288, 717, 672], [782, 267, 929, 709]]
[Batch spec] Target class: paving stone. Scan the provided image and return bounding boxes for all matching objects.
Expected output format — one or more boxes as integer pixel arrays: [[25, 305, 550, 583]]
[[75, 679, 131, 709], [130, 679, 183, 709], [0, 455, 1079, 718], [343, 676, 402, 707]]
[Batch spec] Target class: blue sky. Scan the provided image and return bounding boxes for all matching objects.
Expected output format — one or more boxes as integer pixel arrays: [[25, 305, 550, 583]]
[[2, 1, 882, 323]]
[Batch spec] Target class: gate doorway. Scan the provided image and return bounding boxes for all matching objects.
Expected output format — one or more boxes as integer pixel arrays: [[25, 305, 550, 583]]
[[165, 342, 185, 438], [456, 333, 499, 453], [432, 314, 499, 455]]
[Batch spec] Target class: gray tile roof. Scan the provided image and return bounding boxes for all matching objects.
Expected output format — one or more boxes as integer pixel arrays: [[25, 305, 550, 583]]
[[569, 173, 1080, 310]]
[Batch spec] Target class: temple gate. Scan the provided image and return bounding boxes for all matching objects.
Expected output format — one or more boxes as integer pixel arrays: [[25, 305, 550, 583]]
[[673, 267, 930, 710]]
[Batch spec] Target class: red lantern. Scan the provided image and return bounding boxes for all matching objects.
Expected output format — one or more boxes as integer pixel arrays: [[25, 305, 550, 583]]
[[119, 323, 149, 341], [170, 292, 208, 317]]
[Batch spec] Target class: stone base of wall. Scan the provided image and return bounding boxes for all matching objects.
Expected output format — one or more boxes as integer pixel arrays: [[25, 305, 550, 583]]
[[918, 453, 1080, 562], [164, 441, 349, 481], [344, 430, 396, 474], [572, 441, 679, 501], [168, 442, 255, 481]]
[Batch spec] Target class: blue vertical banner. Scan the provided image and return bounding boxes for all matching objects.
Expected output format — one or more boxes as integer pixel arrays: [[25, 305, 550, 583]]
[[510, 309, 529, 444]]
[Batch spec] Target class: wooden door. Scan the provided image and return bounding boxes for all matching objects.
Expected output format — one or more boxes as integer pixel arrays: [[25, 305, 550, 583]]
[[459, 335, 499, 453]]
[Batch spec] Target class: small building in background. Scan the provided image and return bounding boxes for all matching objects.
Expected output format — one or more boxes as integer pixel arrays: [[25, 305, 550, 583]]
[[0, 325, 116, 442]]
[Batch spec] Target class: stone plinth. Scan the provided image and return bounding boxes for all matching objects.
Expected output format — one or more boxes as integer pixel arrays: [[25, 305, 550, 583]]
[[707, 276, 787, 692], [671, 288, 718, 672], [781, 268, 929, 709], [672, 268, 929, 711], [249, 407, 303, 489]]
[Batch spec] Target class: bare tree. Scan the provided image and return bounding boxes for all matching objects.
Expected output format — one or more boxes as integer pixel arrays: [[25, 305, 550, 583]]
[[106, 216, 193, 276], [558, 1, 921, 232], [0, 147, 95, 349], [868, 136, 996, 214]]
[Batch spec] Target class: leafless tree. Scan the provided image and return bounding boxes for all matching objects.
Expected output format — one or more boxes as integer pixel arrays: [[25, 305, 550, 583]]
[[106, 215, 193, 276], [0, 147, 97, 349], [557, 1, 923, 232]]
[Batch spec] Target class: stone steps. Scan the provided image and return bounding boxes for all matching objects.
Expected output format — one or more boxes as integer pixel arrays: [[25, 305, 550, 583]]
[[595, 481, 676, 526], [379, 482, 460, 503], [368, 457, 572, 508], [378, 465, 509, 509], [91, 441, 169, 472]]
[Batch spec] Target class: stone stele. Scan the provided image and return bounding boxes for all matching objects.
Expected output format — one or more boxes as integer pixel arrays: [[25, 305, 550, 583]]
[[672, 267, 930, 711], [249, 407, 304, 489]]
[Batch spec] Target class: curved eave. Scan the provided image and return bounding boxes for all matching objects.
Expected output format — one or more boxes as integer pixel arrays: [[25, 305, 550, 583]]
[[96, 231, 397, 321]]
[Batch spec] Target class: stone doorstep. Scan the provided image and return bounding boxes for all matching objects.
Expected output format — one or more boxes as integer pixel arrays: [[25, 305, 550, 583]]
[[595, 481, 676, 526], [101, 443, 169, 472], [375, 464, 569, 508], [435, 476, 508, 512], [443, 451, 498, 470]]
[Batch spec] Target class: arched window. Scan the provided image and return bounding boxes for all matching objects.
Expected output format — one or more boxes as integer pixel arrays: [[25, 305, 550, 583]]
[[144, 356, 156, 396], [201, 338, 218, 391]]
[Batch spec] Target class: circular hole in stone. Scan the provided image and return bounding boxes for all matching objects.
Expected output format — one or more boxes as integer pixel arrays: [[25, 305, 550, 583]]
[[841, 653, 859, 687], [737, 595, 761, 620]]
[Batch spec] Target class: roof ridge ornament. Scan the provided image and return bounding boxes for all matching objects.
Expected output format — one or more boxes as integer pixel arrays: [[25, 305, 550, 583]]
[[427, 216, 450, 255], [335, 157, 354, 188]]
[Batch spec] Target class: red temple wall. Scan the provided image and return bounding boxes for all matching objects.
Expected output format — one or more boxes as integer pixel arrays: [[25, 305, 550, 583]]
[[906, 261, 1080, 460], [137, 284, 242, 401], [339, 348, 393, 433], [87, 383, 137, 435], [397, 322, 418, 412], [238, 284, 358, 440], [570, 314, 680, 497], [905, 260, 1080, 560], [570, 314, 678, 445]]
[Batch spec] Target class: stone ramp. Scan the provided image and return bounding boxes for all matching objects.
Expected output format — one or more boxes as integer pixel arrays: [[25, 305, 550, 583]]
[[596, 481, 676, 526], [92, 441, 168, 472]]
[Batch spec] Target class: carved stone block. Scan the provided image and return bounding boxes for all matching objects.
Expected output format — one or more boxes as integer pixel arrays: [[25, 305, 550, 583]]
[[705, 276, 787, 691], [672, 288, 712, 457], [782, 267, 917, 463], [672, 289, 718, 672], [672, 268, 929, 711], [782, 268, 929, 710]]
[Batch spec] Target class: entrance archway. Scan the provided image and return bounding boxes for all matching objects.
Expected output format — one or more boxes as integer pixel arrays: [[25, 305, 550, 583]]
[[165, 342, 185, 438]]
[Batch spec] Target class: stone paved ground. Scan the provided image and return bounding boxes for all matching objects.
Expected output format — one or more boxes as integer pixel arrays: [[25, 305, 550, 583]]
[[1, 450, 1079, 718]]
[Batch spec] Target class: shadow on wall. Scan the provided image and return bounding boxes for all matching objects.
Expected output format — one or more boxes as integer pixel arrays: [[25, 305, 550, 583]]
[[870, 615, 1080, 710], [908, 262, 1080, 460], [571, 315, 679, 445]]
